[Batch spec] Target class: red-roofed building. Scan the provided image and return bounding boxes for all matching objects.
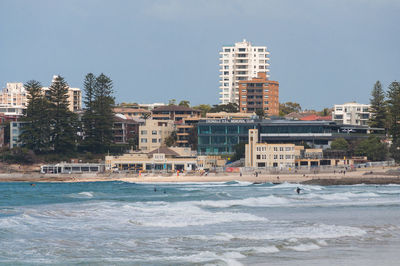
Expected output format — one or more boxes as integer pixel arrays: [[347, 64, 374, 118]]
[[300, 114, 332, 121]]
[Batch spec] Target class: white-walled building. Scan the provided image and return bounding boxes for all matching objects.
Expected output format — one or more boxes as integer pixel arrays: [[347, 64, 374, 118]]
[[219, 39, 270, 104], [245, 129, 296, 168], [332, 102, 371, 126]]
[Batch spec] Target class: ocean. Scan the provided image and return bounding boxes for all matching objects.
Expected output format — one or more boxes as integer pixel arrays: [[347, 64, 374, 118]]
[[0, 181, 399, 265]]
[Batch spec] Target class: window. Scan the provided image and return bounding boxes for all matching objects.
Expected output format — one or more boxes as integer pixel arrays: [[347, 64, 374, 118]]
[[280, 155, 284, 159], [224, 66, 229, 69], [141, 130, 147, 135], [152, 138, 157, 143], [239, 48, 246, 52], [224, 48, 231, 52], [141, 138, 147, 143], [280, 147, 283, 151], [274, 147, 277, 151], [274, 155, 278, 159], [258, 48, 264, 52], [152, 130, 157, 135]]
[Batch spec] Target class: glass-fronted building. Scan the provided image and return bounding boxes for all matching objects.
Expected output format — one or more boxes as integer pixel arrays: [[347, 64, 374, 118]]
[[198, 119, 384, 155], [198, 119, 257, 154]]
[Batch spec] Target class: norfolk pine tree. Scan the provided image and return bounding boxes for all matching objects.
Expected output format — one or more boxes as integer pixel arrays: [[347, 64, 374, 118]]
[[48, 76, 78, 153], [19, 80, 51, 152], [386, 81, 400, 161], [81, 73, 97, 150], [93, 73, 115, 153], [369, 81, 387, 129]]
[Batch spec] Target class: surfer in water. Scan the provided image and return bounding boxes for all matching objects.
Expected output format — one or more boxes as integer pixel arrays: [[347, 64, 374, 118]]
[[296, 187, 301, 194]]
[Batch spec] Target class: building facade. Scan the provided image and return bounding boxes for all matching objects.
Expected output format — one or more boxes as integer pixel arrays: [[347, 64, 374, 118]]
[[0, 78, 82, 114], [245, 129, 296, 168], [139, 119, 174, 151], [112, 116, 141, 145], [219, 39, 270, 104], [152, 105, 201, 122], [113, 107, 151, 119], [105, 147, 197, 172], [198, 119, 384, 155], [238, 72, 279, 116], [332, 102, 371, 126]]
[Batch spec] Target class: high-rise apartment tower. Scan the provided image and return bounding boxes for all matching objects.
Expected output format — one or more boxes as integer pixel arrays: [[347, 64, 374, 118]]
[[219, 39, 270, 104]]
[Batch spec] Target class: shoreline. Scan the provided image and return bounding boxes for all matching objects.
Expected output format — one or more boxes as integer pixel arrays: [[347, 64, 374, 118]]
[[0, 166, 399, 185]]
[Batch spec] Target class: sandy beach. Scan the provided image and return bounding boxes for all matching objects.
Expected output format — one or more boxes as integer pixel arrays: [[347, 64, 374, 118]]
[[0, 166, 399, 185]]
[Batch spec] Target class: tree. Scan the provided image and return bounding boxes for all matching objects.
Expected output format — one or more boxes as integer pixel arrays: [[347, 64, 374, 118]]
[[48, 76, 78, 153], [165, 131, 177, 147], [255, 109, 265, 118], [330, 138, 349, 150], [168, 99, 176, 105], [355, 136, 388, 161], [193, 104, 212, 117], [386, 81, 400, 141], [81, 73, 97, 149], [369, 81, 387, 129], [93, 73, 115, 153], [19, 80, 51, 152], [140, 112, 151, 120], [178, 100, 190, 107], [279, 102, 302, 116], [210, 102, 239, 113], [386, 81, 400, 162], [317, 108, 332, 117]]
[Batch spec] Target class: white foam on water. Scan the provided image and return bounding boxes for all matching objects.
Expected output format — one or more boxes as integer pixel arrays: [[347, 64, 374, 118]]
[[287, 243, 321, 252], [77, 191, 94, 198], [187, 223, 366, 242], [317, 239, 328, 246], [270, 182, 324, 191], [160, 251, 245, 265], [120, 201, 266, 227], [194, 195, 290, 208], [67, 191, 95, 198], [303, 192, 379, 201], [234, 246, 280, 254], [188, 232, 235, 242], [376, 190, 400, 194]]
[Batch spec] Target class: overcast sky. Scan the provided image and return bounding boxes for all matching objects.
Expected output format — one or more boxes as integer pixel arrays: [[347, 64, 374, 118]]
[[1, 0, 399, 109]]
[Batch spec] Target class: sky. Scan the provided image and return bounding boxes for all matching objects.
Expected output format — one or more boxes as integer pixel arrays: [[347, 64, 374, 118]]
[[0, 0, 399, 110]]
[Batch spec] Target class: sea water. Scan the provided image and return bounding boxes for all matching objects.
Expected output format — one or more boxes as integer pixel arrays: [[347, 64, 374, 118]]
[[0, 181, 399, 265]]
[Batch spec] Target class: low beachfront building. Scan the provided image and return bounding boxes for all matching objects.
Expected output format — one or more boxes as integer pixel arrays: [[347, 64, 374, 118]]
[[105, 147, 197, 172], [245, 129, 296, 168], [40, 163, 105, 174]]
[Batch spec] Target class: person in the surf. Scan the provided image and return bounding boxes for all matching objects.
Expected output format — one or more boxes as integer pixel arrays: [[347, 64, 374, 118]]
[[296, 187, 301, 194]]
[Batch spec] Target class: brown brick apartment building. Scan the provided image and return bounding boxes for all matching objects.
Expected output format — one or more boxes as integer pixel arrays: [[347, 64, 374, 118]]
[[238, 72, 279, 116]]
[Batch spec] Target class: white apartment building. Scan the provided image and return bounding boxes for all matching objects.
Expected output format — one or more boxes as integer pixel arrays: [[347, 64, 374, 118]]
[[332, 102, 371, 126], [219, 39, 270, 104], [139, 119, 174, 151], [245, 129, 296, 168], [0, 77, 82, 114]]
